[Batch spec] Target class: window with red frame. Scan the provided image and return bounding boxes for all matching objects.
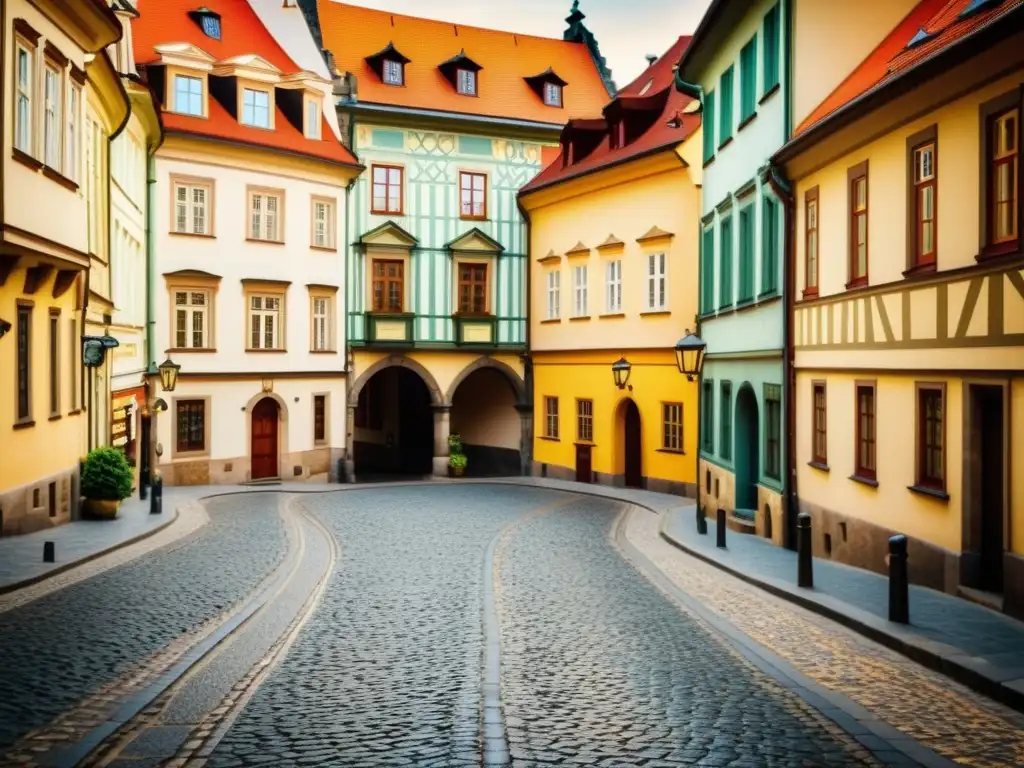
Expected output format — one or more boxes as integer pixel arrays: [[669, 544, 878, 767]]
[[849, 164, 868, 287], [371, 165, 403, 215], [989, 108, 1018, 247], [812, 382, 827, 466], [854, 384, 876, 481], [917, 385, 945, 491], [804, 187, 819, 295], [912, 141, 937, 266]]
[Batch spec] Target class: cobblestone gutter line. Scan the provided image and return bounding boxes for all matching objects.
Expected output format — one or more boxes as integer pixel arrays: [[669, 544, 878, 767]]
[[622, 507, 1024, 768]]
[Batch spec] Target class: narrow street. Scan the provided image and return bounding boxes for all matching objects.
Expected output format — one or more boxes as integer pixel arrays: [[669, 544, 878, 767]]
[[0, 485, 1022, 767]]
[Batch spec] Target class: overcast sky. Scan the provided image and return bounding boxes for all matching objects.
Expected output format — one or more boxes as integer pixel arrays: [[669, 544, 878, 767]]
[[339, 0, 713, 89]]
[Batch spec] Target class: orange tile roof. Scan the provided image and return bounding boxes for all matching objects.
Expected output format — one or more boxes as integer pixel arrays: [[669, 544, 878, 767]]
[[521, 36, 697, 194], [315, 1, 611, 126], [132, 0, 358, 166], [795, 0, 1022, 137]]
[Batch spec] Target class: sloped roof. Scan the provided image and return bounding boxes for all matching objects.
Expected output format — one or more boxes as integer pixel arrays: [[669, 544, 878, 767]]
[[521, 36, 696, 194], [316, 0, 611, 125], [794, 0, 1023, 137], [132, 0, 358, 166]]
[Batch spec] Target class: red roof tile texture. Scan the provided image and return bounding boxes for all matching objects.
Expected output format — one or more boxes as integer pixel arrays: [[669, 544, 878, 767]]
[[796, 0, 1022, 136], [315, 0, 611, 125], [132, 0, 358, 165], [521, 36, 697, 194]]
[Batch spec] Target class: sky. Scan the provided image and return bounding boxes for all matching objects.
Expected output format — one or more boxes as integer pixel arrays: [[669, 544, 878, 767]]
[[338, 0, 714, 89]]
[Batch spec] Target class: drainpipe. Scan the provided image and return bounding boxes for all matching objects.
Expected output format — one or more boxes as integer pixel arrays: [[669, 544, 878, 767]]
[[139, 152, 157, 496], [516, 196, 533, 478], [342, 171, 356, 483], [765, 164, 796, 550]]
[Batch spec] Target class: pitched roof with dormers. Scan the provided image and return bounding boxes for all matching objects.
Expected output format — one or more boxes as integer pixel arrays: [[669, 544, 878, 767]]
[[131, 0, 358, 166], [315, 0, 612, 127], [521, 36, 697, 195]]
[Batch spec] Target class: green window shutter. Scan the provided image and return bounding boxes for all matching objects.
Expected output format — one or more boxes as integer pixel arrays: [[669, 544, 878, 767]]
[[763, 5, 780, 94], [702, 90, 716, 163], [740, 37, 757, 121], [739, 207, 754, 302], [719, 216, 733, 308], [762, 197, 778, 295], [702, 380, 715, 453], [701, 225, 715, 314], [720, 381, 732, 461], [719, 66, 733, 146]]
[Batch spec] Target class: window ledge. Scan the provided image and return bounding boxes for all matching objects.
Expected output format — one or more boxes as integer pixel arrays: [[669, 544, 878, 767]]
[[902, 261, 937, 279], [849, 473, 879, 488], [170, 231, 216, 239], [737, 112, 757, 132], [174, 450, 210, 460], [568, 316, 591, 322], [371, 209, 405, 217], [599, 312, 625, 319], [12, 147, 42, 171], [459, 216, 490, 222], [845, 276, 869, 291], [540, 318, 561, 324], [13, 419, 36, 431], [310, 349, 338, 354], [758, 288, 779, 300], [976, 243, 1021, 263], [67, 408, 82, 416], [246, 238, 285, 246], [42, 165, 78, 192], [167, 347, 217, 353], [310, 244, 338, 253], [801, 287, 820, 300], [703, 155, 716, 169], [48, 413, 63, 422], [759, 82, 780, 105], [718, 302, 734, 312], [640, 309, 671, 317], [699, 310, 717, 321], [574, 441, 596, 447], [908, 484, 949, 502], [538, 435, 560, 442], [718, 136, 734, 150], [807, 460, 830, 472], [736, 296, 755, 307], [656, 448, 686, 455], [246, 348, 288, 353]]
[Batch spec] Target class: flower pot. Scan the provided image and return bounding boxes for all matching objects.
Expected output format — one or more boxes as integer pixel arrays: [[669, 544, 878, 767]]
[[83, 498, 120, 520], [449, 465, 465, 478]]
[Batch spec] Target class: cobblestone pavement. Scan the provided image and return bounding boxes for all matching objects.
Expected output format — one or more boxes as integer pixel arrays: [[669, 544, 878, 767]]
[[497, 498, 879, 767], [625, 508, 1024, 768], [0, 493, 287, 756], [205, 484, 564, 768]]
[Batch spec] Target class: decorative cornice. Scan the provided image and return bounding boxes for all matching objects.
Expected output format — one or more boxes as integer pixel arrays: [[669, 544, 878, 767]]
[[537, 250, 562, 264], [565, 241, 591, 257], [596, 234, 625, 251], [636, 225, 674, 244]]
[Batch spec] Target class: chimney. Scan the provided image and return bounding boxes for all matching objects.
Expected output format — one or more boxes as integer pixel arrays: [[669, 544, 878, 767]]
[[645, 54, 657, 67]]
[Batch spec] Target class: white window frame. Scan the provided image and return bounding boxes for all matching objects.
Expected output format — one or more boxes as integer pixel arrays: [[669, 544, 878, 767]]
[[573, 265, 588, 318], [543, 82, 562, 107], [173, 74, 204, 116], [249, 294, 283, 350], [173, 290, 210, 349], [457, 68, 477, 96], [311, 295, 331, 351], [312, 197, 334, 248], [605, 259, 622, 313], [645, 252, 668, 311], [15, 41, 35, 154], [383, 59, 403, 85], [44, 62, 63, 170], [305, 98, 321, 139], [66, 82, 81, 182], [249, 189, 283, 242], [242, 87, 271, 128], [546, 269, 560, 320], [173, 180, 212, 235]]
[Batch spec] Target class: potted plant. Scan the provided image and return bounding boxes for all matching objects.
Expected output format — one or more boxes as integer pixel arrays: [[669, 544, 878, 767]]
[[80, 446, 134, 519], [448, 433, 467, 478]]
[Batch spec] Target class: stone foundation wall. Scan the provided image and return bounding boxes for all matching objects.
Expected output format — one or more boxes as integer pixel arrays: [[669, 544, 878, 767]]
[[532, 461, 696, 499], [756, 485, 784, 546], [699, 459, 736, 516], [159, 447, 343, 487], [0, 466, 78, 537]]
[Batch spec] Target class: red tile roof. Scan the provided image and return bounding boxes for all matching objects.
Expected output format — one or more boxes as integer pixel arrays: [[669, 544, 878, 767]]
[[521, 36, 697, 194], [795, 0, 1022, 137], [315, 0, 611, 126], [132, 0, 358, 166]]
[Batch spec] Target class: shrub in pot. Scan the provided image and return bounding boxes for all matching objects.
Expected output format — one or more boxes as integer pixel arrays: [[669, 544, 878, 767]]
[[81, 446, 134, 519], [449, 452, 467, 477]]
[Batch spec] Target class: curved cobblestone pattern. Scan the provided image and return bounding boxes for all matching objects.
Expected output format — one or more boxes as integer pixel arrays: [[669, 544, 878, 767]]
[[497, 499, 878, 767], [0, 493, 287, 754], [206, 484, 562, 768]]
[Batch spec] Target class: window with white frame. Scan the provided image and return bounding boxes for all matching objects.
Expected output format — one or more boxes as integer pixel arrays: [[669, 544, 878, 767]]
[[312, 198, 334, 248], [383, 59, 403, 85], [457, 69, 477, 95], [249, 294, 282, 349], [311, 295, 331, 351], [546, 270, 560, 319], [543, 82, 562, 107], [242, 88, 271, 128], [173, 74, 203, 116], [174, 290, 210, 349], [646, 253, 667, 311], [250, 190, 282, 242], [173, 180, 211, 235], [66, 82, 80, 181], [15, 43, 34, 154], [305, 99, 321, 139], [573, 265, 588, 317], [605, 259, 622, 313], [44, 63, 62, 170]]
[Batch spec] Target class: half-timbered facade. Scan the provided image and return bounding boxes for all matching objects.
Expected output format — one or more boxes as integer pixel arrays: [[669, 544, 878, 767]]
[[775, 0, 1024, 618], [310, 0, 612, 480]]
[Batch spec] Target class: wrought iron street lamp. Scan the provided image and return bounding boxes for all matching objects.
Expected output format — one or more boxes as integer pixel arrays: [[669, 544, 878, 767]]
[[611, 357, 632, 390], [674, 330, 706, 382], [158, 356, 181, 392]]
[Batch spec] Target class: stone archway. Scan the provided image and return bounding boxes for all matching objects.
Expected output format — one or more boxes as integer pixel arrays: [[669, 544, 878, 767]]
[[348, 354, 445, 409]]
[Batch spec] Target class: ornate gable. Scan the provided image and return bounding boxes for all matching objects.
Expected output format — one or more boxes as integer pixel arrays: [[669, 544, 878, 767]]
[[446, 227, 504, 254], [359, 221, 419, 249]]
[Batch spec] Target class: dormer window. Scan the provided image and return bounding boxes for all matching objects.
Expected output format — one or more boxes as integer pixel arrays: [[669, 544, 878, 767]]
[[242, 88, 270, 128], [543, 82, 562, 107], [188, 7, 222, 41], [457, 69, 476, 96], [383, 59, 403, 86], [305, 99, 321, 139], [439, 50, 482, 96], [173, 74, 204, 116]]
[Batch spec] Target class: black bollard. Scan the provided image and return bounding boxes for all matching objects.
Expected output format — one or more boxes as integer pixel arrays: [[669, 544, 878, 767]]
[[43, 541, 55, 563], [797, 513, 813, 588], [716, 508, 726, 548], [888, 534, 909, 623], [696, 505, 707, 535], [150, 479, 163, 515]]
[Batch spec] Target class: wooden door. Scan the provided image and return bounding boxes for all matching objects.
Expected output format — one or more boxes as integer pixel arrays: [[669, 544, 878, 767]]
[[624, 400, 642, 488], [575, 443, 593, 483], [251, 398, 279, 480], [978, 386, 1005, 592]]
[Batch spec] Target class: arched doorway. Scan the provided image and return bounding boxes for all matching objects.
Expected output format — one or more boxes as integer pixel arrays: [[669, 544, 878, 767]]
[[735, 384, 760, 512], [449, 366, 522, 477], [251, 397, 280, 480], [617, 398, 643, 488], [353, 366, 434, 478]]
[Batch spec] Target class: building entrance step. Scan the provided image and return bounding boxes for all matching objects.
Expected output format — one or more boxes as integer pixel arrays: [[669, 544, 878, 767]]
[[727, 511, 757, 535], [958, 585, 1004, 613]]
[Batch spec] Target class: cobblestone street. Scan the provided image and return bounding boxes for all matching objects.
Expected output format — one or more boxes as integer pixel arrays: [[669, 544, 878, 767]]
[[0, 484, 1022, 767]]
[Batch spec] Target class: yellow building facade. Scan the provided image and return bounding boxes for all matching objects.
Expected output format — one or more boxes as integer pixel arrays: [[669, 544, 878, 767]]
[[776, 2, 1024, 618], [0, 0, 124, 534], [521, 38, 703, 496]]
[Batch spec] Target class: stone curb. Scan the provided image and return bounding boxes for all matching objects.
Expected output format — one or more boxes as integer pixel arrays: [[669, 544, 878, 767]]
[[658, 514, 1024, 716]]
